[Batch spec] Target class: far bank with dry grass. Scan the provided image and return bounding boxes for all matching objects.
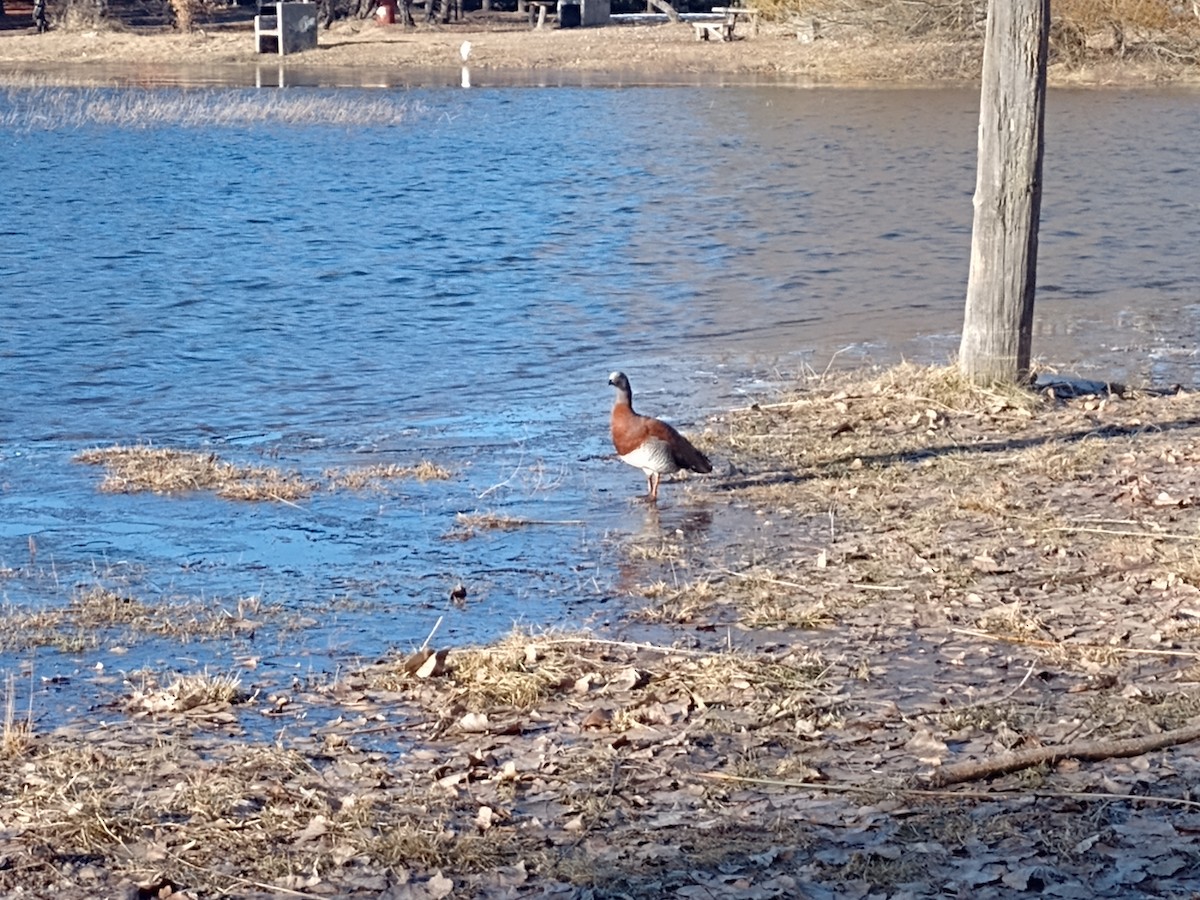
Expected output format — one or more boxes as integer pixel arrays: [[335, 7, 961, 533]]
[[0, 0, 1197, 88]]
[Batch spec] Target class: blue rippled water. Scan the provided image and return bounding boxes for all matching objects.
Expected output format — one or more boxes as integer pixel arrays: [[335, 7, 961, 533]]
[[1, 82, 1198, 727]]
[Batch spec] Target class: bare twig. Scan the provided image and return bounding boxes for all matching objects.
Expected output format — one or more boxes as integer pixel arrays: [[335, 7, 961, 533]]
[[1050, 525, 1200, 541], [950, 627, 1200, 659], [697, 772, 1200, 810]]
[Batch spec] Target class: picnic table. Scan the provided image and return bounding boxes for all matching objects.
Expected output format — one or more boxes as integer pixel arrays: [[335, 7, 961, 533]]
[[527, 0, 554, 27], [692, 6, 759, 41]]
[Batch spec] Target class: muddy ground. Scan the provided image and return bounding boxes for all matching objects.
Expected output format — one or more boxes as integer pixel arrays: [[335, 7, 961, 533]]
[[5, 366, 1200, 898]]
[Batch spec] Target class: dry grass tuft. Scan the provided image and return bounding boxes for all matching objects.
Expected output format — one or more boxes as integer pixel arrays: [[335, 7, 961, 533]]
[[977, 600, 1049, 640], [75, 445, 453, 502], [325, 460, 452, 489], [844, 361, 1043, 418], [632, 579, 720, 623], [446, 510, 581, 539], [418, 633, 577, 711], [361, 631, 833, 728], [453, 511, 532, 533], [624, 536, 687, 563], [368, 816, 522, 872], [1, 674, 34, 759], [126, 669, 250, 715], [0, 585, 276, 652], [75, 445, 316, 501]]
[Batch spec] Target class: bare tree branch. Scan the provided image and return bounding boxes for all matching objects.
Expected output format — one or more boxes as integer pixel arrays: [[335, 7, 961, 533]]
[[915, 719, 1200, 789]]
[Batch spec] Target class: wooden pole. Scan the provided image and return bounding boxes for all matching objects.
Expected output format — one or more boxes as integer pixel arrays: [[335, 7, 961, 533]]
[[958, 0, 1050, 385]]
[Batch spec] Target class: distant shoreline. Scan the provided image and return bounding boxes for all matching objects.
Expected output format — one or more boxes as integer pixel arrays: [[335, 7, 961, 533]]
[[1, 16, 1197, 88]]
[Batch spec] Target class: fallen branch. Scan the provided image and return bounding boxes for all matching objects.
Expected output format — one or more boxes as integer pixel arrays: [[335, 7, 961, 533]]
[[916, 718, 1200, 789], [1051, 525, 1200, 541], [696, 772, 1200, 810], [950, 627, 1200, 659]]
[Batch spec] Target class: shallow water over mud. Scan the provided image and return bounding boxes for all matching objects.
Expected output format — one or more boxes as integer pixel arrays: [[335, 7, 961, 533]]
[[1, 80, 1198, 731]]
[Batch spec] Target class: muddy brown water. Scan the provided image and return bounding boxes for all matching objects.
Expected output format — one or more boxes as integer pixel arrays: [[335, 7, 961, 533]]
[[1, 74, 1198, 737]]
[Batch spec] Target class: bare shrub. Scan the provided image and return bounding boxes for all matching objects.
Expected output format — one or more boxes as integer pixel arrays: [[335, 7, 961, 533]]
[[59, 0, 110, 29], [168, 0, 212, 32], [767, 0, 1197, 63], [758, 0, 986, 36], [1053, 0, 1200, 61]]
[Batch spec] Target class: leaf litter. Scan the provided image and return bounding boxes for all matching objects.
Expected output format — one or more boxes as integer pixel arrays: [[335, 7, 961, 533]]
[[6, 364, 1200, 897]]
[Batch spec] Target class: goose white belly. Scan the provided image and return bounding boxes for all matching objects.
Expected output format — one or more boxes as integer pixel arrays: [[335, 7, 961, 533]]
[[619, 437, 679, 476]]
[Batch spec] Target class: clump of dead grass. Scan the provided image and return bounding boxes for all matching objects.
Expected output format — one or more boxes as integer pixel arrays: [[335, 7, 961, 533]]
[[977, 600, 1049, 640], [125, 669, 250, 715], [445, 510, 583, 540], [719, 363, 1043, 486], [75, 445, 453, 502], [0, 585, 276, 652], [1, 674, 35, 759], [632, 579, 720, 623], [75, 446, 316, 501], [415, 633, 577, 711], [360, 631, 833, 729], [624, 536, 687, 563], [368, 816, 521, 873], [451, 511, 535, 535], [325, 460, 452, 489]]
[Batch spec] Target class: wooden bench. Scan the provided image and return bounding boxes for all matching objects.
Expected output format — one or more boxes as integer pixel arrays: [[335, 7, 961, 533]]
[[690, 19, 732, 41], [712, 6, 760, 37]]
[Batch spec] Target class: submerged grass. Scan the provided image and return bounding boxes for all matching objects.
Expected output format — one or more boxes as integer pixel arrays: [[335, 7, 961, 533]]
[[446, 510, 585, 539], [0, 84, 424, 131], [0, 584, 276, 651], [325, 460, 452, 488]]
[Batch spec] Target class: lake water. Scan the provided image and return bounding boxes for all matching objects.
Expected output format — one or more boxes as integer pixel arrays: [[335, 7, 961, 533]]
[[1, 75, 1198, 727]]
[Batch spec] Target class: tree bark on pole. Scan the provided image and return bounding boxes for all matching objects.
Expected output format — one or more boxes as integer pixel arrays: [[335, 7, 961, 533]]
[[958, 0, 1050, 385]]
